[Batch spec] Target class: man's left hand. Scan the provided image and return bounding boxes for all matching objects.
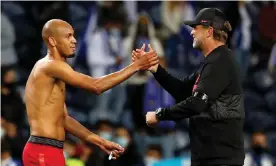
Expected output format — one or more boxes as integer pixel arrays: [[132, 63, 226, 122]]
[[98, 139, 124, 160], [145, 111, 159, 127]]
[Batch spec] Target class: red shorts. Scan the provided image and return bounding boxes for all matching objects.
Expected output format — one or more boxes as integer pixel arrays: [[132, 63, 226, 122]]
[[22, 136, 65, 166]]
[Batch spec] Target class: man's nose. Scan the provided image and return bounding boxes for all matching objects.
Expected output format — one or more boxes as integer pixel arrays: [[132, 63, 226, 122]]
[[190, 29, 195, 36], [72, 37, 77, 44]]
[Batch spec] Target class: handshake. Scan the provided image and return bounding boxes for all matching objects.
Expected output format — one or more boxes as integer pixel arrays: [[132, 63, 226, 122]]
[[131, 44, 162, 127], [97, 44, 161, 160], [131, 44, 159, 73]]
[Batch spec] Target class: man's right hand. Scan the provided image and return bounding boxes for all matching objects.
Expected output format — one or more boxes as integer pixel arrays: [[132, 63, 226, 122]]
[[98, 139, 125, 160], [132, 44, 159, 73]]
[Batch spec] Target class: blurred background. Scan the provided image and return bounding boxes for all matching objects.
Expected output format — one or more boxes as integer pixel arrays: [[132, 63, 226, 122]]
[[1, 1, 276, 166]]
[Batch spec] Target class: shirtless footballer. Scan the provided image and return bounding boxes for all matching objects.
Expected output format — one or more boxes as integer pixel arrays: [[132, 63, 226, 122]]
[[22, 19, 158, 166]]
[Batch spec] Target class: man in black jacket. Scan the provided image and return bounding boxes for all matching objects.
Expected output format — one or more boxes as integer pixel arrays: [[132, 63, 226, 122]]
[[133, 8, 245, 166]]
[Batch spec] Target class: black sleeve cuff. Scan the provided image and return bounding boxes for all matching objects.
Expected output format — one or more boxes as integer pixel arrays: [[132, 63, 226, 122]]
[[155, 108, 174, 121], [157, 95, 209, 121], [152, 65, 167, 79], [161, 108, 172, 121]]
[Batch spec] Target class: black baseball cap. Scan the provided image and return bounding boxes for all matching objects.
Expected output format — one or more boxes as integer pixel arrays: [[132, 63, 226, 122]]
[[183, 8, 230, 32]]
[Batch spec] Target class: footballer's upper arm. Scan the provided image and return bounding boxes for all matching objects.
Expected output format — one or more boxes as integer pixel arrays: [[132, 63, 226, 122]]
[[43, 60, 100, 94]]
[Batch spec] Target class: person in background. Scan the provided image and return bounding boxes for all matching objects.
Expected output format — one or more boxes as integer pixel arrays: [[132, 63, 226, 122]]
[[84, 120, 115, 166], [95, 120, 114, 142], [144, 144, 163, 166], [64, 138, 85, 166], [1, 137, 22, 166], [244, 132, 274, 166], [109, 125, 144, 166], [229, 0, 252, 80], [1, 116, 25, 162], [86, 2, 127, 122], [160, 1, 195, 39], [1, 12, 18, 67], [1, 66, 25, 129], [258, 1, 276, 48]]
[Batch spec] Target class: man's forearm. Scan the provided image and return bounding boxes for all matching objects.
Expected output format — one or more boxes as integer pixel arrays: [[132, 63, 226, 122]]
[[93, 63, 139, 94], [152, 65, 197, 101], [158, 95, 208, 121], [64, 116, 104, 146]]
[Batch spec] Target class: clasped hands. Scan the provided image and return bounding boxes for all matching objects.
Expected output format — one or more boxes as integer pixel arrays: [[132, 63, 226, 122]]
[[132, 44, 160, 127], [98, 44, 160, 160], [132, 44, 159, 73]]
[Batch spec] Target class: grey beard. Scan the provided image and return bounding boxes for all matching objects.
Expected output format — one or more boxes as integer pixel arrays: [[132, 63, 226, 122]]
[[193, 38, 200, 49], [192, 38, 203, 51]]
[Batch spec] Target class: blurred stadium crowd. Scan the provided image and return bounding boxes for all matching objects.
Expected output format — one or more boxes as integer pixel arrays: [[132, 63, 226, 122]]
[[1, 1, 276, 166]]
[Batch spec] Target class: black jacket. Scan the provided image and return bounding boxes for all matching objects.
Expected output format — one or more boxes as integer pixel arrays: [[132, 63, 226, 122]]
[[153, 45, 245, 166]]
